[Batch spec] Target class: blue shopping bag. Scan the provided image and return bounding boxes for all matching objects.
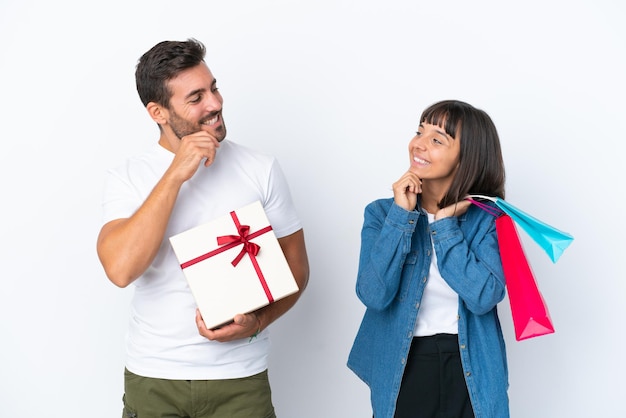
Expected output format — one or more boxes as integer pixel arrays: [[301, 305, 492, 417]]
[[467, 195, 574, 263]]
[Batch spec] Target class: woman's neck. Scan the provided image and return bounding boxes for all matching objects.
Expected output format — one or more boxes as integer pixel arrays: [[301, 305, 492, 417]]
[[420, 183, 447, 214]]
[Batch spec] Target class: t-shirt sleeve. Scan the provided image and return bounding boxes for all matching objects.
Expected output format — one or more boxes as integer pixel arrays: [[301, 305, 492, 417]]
[[263, 159, 302, 238], [100, 166, 143, 225]]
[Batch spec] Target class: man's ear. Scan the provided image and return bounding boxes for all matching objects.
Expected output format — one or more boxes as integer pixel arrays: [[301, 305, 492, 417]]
[[146, 102, 168, 125]]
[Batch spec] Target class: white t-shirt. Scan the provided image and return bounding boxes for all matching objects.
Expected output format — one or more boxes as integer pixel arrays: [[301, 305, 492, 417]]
[[413, 212, 459, 337], [101, 139, 302, 380]]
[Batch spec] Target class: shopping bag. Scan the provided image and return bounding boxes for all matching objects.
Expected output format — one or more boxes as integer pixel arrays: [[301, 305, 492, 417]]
[[467, 195, 573, 263], [496, 214, 555, 341]]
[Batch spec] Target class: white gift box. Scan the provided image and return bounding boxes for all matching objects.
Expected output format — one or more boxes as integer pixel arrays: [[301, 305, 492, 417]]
[[169, 200, 299, 330]]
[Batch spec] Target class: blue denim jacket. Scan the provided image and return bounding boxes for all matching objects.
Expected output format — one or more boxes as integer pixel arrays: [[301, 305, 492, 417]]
[[347, 198, 510, 418]]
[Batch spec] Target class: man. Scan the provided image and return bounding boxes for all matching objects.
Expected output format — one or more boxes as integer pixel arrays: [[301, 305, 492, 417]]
[[97, 38, 309, 418]]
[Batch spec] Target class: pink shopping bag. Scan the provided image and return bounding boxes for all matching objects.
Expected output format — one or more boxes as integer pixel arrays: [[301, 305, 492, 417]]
[[496, 214, 555, 341]]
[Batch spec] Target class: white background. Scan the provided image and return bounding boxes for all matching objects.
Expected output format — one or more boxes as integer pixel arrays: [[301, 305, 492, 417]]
[[1, 1, 624, 417]]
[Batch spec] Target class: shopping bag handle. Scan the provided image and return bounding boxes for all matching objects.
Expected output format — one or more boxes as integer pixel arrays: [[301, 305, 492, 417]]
[[466, 196, 503, 217]]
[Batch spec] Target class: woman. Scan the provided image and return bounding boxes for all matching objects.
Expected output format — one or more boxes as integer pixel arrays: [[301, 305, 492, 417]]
[[348, 100, 510, 418]]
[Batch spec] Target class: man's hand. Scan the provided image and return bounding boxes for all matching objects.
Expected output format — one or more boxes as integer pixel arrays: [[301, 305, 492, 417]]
[[195, 309, 261, 343], [167, 131, 220, 183]]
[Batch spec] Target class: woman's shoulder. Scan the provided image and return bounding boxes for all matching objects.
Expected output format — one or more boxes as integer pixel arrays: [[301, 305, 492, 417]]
[[364, 197, 395, 213], [463, 202, 501, 233]]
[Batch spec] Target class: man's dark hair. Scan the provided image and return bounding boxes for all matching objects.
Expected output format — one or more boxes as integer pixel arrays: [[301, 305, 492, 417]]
[[135, 38, 206, 108]]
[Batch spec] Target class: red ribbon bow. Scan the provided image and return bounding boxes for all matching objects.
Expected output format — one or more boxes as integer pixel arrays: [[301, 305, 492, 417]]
[[217, 225, 261, 267], [179, 210, 275, 303]]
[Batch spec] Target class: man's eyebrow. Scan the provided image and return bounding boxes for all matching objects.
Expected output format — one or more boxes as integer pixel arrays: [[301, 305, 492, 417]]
[[184, 88, 204, 100], [184, 79, 217, 100]]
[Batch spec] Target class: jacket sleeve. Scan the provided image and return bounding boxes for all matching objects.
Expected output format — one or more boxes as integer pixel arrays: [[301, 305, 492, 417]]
[[430, 211, 506, 315], [355, 200, 420, 311]]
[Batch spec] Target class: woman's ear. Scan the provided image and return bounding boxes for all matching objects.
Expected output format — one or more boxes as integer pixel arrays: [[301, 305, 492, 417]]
[[146, 102, 168, 125]]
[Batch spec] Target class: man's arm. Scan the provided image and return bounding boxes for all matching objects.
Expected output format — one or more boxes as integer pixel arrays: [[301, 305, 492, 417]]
[[97, 132, 220, 288], [195, 228, 310, 342], [96, 172, 184, 288]]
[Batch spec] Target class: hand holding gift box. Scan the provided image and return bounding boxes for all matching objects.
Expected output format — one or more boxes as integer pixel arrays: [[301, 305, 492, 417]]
[[169, 200, 299, 330]]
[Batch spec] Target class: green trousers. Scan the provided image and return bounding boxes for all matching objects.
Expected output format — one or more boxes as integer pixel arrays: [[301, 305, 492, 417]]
[[122, 368, 276, 418]]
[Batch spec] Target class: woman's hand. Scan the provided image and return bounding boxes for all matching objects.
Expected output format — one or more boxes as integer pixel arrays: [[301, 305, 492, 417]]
[[392, 171, 422, 211], [434, 199, 472, 220]]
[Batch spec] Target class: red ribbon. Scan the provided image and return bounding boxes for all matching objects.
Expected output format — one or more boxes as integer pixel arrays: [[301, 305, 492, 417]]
[[180, 210, 275, 303], [217, 225, 261, 267]]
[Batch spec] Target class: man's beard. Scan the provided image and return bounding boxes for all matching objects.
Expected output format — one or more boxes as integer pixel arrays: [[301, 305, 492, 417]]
[[168, 109, 226, 141]]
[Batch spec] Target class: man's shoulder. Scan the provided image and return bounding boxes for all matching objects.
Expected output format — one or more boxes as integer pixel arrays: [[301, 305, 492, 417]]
[[223, 139, 272, 156], [106, 144, 170, 177], [221, 140, 276, 165]]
